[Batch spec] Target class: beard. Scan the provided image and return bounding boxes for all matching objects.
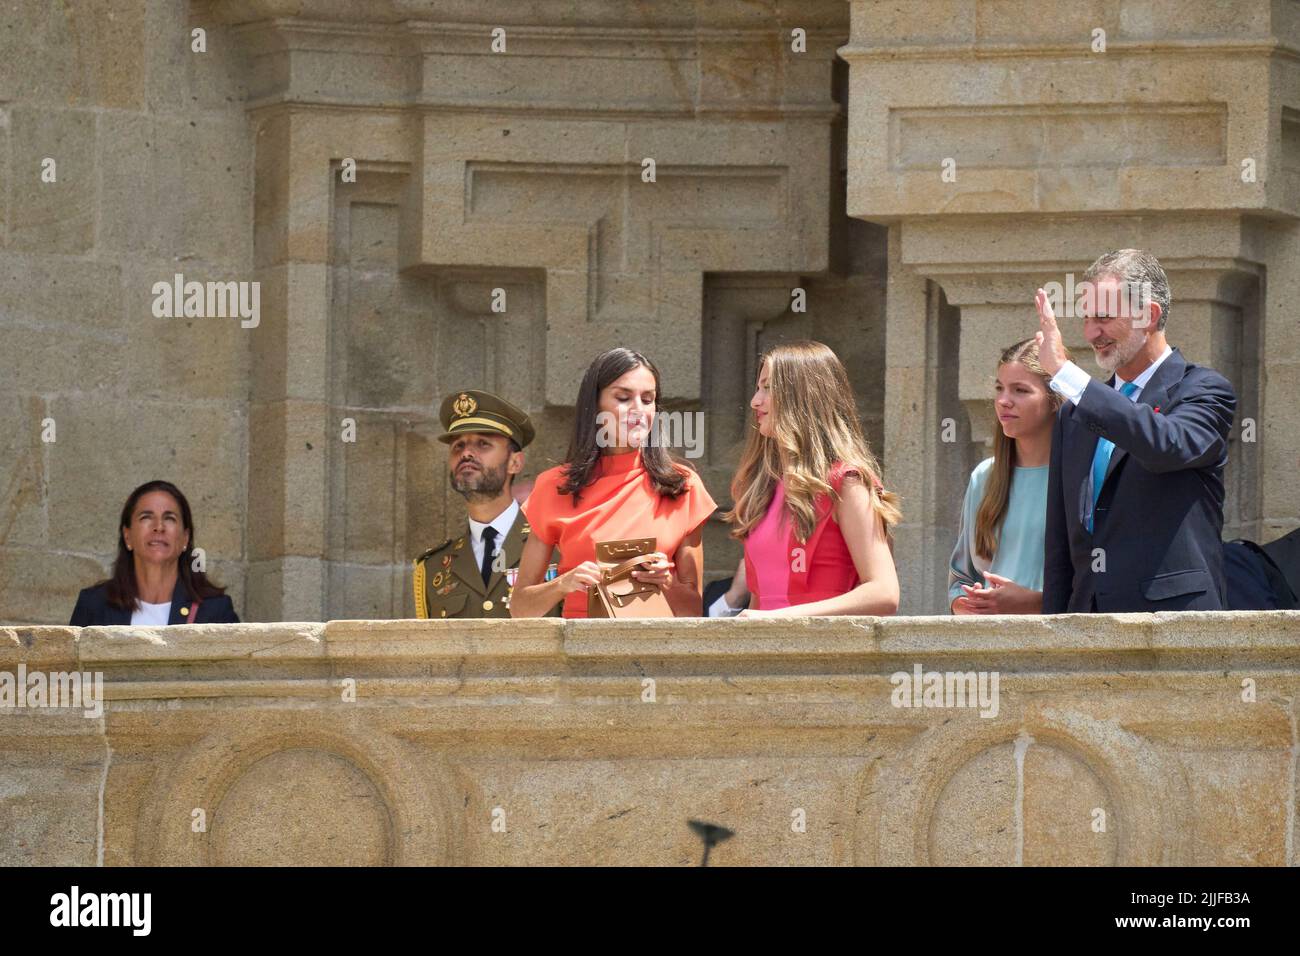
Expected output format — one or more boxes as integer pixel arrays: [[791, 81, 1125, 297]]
[[450, 460, 508, 499], [1094, 327, 1146, 375]]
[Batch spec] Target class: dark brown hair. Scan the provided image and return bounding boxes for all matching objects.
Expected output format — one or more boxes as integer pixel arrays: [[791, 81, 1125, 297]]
[[102, 480, 227, 611], [558, 348, 689, 503]]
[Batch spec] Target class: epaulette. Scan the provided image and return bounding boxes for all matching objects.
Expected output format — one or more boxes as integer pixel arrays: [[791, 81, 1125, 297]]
[[414, 539, 452, 566]]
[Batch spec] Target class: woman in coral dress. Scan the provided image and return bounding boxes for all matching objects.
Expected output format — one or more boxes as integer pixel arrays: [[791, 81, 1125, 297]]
[[511, 347, 717, 618]]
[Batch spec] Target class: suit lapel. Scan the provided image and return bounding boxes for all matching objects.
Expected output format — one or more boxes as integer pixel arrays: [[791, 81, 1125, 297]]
[[1061, 404, 1098, 529], [1102, 348, 1184, 486], [106, 600, 131, 626], [451, 534, 487, 596], [167, 577, 193, 625], [1064, 404, 1099, 470], [1096, 370, 1120, 486]]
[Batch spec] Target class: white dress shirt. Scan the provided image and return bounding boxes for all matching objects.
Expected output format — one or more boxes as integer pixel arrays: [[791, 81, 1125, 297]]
[[1049, 343, 1173, 404], [468, 499, 521, 571]]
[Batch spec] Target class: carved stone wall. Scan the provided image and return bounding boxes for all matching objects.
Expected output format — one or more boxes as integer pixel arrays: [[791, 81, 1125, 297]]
[[231, 0, 860, 621], [0, 0, 254, 624], [842, 0, 1300, 611], [4, 614, 1297, 865], [3, 0, 1296, 626]]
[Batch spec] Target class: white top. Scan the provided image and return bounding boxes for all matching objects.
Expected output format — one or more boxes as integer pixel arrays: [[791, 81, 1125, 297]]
[[1049, 344, 1173, 405], [130, 600, 171, 626], [707, 592, 743, 617], [467, 499, 521, 571]]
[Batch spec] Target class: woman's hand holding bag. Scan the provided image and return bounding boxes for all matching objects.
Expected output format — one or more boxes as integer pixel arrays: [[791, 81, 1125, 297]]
[[586, 538, 676, 618]]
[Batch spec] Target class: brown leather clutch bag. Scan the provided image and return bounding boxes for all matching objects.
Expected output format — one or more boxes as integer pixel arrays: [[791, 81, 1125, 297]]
[[586, 538, 675, 618]]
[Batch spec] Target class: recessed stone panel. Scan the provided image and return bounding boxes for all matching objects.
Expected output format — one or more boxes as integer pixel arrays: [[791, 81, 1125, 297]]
[[211, 748, 393, 866]]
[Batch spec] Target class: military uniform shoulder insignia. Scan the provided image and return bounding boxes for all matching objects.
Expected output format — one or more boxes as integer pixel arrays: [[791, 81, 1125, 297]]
[[415, 539, 452, 566]]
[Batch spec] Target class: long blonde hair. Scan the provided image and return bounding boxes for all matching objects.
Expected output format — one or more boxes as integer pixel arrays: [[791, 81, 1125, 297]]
[[974, 337, 1067, 561], [725, 341, 902, 544]]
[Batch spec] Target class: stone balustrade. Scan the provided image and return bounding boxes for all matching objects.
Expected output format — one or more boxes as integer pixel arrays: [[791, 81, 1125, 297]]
[[3, 613, 1297, 865]]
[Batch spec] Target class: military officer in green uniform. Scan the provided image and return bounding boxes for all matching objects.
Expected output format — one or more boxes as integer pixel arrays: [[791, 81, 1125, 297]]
[[414, 390, 557, 619]]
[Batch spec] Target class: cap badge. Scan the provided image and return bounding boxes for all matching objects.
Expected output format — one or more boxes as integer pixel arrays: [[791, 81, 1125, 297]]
[[453, 393, 477, 417]]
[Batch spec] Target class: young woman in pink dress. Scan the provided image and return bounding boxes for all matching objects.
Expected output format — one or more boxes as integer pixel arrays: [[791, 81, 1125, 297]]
[[724, 341, 902, 617]]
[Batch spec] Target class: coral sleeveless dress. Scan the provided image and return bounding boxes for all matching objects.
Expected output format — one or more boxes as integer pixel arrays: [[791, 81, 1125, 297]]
[[523, 451, 717, 618]]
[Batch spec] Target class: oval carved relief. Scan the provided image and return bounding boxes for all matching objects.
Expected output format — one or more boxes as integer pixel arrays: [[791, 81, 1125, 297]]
[[927, 740, 1117, 866], [210, 748, 393, 866]]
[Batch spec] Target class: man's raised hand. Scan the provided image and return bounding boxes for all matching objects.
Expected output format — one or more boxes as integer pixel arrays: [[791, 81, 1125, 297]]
[[1034, 287, 1067, 376]]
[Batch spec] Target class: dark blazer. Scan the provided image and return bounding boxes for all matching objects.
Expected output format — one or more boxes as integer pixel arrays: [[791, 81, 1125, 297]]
[[703, 576, 749, 615], [1043, 347, 1236, 613], [69, 577, 240, 626]]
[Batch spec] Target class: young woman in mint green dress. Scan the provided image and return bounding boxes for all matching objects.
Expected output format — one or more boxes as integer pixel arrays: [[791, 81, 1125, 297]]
[[949, 337, 1070, 614]]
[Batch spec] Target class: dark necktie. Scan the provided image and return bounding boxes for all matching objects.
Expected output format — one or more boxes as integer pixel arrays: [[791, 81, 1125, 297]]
[[480, 526, 498, 586]]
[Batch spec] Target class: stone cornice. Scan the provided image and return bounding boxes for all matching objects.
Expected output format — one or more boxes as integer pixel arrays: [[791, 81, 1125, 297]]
[[7, 613, 1299, 684], [213, 0, 850, 31], [236, 17, 852, 49], [837, 38, 1300, 63], [229, 12, 848, 117], [242, 96, 843, 120]]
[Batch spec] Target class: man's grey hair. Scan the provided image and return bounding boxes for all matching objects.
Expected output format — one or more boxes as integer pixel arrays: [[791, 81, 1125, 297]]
[[1082, 248, 1171, 331]]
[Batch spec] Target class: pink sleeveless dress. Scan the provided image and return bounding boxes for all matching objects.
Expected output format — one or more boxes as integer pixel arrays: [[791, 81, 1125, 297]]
[[743, 463, 874, 610]]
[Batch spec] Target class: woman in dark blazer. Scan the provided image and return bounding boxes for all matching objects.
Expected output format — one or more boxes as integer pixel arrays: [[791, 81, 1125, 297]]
[[69, 480, 239, 626]]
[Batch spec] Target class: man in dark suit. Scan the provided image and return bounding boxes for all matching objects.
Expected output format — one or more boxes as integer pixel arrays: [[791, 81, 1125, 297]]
[[1037, 249, 1237, 613]]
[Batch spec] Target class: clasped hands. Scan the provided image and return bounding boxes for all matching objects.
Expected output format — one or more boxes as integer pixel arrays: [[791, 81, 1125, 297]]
[[952, 572, 1036, 614]]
